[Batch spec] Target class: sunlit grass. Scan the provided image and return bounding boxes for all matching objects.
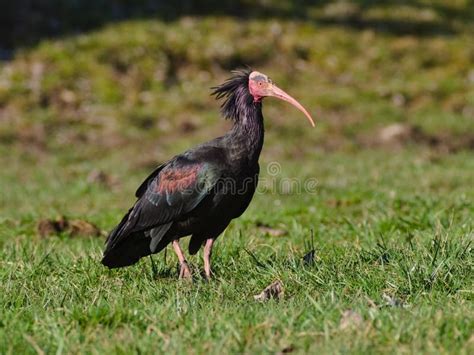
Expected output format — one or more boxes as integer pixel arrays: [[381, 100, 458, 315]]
[[0, 147, 473, 353]]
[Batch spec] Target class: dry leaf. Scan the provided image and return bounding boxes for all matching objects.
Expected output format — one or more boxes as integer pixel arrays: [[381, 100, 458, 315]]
[[256, 222, 287, 237], [254, 280, 284, 302]]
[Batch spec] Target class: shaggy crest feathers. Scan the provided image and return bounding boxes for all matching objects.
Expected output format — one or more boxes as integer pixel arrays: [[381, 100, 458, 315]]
[[211, 69, 256, 122]]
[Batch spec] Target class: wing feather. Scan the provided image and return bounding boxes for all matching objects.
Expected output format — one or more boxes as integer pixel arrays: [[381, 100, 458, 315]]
[[104, 156, 220, 252]]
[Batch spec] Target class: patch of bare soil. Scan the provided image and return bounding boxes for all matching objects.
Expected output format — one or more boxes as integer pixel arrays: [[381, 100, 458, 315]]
[[37, 216, 102, 238]]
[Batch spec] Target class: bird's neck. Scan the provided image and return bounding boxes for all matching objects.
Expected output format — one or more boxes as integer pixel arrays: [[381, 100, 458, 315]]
[[226, 102, 265, 167]]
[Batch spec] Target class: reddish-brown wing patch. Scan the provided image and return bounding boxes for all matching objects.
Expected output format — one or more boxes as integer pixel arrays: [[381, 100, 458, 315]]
[[156, 164, 201, 193]]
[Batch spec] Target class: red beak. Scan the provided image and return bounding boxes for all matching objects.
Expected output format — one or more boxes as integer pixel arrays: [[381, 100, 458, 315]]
[[268, 85, 315, 127]]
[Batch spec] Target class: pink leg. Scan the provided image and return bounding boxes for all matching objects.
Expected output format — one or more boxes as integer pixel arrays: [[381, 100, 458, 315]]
[[203, 238, 215, 280], [172, 240, 192, 279]]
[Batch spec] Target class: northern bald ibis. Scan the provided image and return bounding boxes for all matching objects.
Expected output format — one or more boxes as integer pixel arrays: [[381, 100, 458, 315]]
[[101, 69, 315, 278]]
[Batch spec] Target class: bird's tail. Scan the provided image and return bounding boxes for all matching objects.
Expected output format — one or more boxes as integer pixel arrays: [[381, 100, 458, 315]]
[[101, 231, 152, 268], [101, 208, 173, 268], [101, 209, 151, 268]]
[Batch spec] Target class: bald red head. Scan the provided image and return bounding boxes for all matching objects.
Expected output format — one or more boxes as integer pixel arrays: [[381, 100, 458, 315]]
[[248, 71, 315, 127]]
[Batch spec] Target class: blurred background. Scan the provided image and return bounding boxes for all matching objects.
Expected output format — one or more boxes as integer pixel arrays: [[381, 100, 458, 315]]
[[0, 0, 473, 217], [1, 3, 473, 352]]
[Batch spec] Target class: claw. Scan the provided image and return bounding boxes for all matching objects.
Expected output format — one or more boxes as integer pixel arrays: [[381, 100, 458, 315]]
[[179, 261, 192, 280]]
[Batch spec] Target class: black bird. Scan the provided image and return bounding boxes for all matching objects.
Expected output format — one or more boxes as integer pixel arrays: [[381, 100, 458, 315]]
[[101, 69, 315, 278]]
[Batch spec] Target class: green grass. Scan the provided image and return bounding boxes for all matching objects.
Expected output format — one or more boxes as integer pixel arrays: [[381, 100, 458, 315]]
[[1, 13, 474, 153], [1, 1, 474, 353], [0, 147, 473, 353]]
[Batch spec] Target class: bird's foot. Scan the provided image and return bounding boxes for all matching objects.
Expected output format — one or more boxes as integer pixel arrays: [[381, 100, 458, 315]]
[[203, 269, 213, 281], [179, 261, 192, 280]]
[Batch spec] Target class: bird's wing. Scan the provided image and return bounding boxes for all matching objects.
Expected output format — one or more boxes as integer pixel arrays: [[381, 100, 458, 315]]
[[135, 163, 167, 198], [104, 155, 222, 251]]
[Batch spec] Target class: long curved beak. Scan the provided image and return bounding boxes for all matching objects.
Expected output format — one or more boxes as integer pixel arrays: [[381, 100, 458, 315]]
[[268, 84, 315, 127]]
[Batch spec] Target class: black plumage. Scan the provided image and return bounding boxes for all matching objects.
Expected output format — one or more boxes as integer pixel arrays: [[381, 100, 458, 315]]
[[101, 69, 314, 278]]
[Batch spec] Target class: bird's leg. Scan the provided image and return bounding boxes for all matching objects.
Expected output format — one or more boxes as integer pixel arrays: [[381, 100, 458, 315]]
[[203, 238, 215, 280], [172, 240, 192, 279]]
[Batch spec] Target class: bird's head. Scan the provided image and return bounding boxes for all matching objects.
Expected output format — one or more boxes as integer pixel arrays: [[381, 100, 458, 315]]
[[248, 71, 315, 127], [212, 69, 315, 127]]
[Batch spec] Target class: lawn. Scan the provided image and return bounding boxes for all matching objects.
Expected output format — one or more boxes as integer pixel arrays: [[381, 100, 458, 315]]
[[1, 1, 473, 353]]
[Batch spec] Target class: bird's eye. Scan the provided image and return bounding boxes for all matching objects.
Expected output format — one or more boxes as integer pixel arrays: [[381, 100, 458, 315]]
[[258, 82, 263, 86], [268, 78, 272, 84]]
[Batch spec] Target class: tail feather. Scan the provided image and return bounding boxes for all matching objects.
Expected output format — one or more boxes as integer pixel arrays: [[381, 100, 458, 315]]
[[102, 207, 147, 268], [104, 206, 136, 250], [102, 209, 173, 268], [101, 231, 151, 268]]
